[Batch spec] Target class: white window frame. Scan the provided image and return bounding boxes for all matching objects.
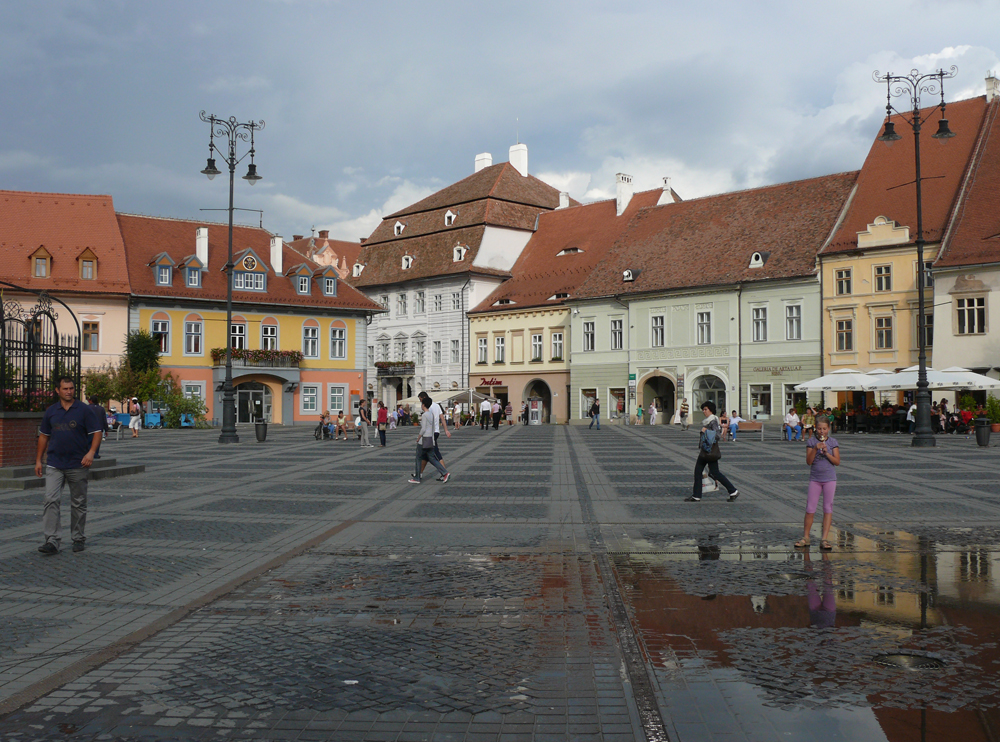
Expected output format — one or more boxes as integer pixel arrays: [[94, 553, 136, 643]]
[[415, 290, 425, 313], [415, 340, 425, 364], [152, 319, 170, 354], [452, 292, 461, 310], [328, 385, 346, 415], [495, 336, 505, 363], [298, 275, 311, 295], [301, 384, 319, 414], [752, 307, 767, 343], [230, 323, 246, 350], [394, 339, 407, 361], [157, 265, 171, 285], [650, 316, 664, 347], [367, 345, 375, 366], [187, 268, 201, 288], [450, 339, 460, 363], [785, 304, 802, 341], [184, 321, 203, 356], [303, 325, 319, 358], [261, 323, 278, 350], [324, 277, 337, 296], [874, 315, 893, 350], [531, 333, 543, 361], [477, 337, 488, 364], [611, 319, 624, 350], [433, 294, 443, 312], [380, 342, 389, 362], [330, 326, 347, 359], [696, 311, 712, 345], [956, 296, 987, 335], [583, 322, 595, 352], [397, 293, 407, 315], [182, 381, 205, 402], [380, 294, 389, 311], [433, 340, 442, 364], [551, 332, 564, 359]]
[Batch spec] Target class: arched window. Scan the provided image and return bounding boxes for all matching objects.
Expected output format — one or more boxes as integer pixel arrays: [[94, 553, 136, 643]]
[[151, 311, 171, 354], [693, 375, 726, 414], [183, 313, 203, 356], [302, 319, 320, 358], [261, 316, 279, 350], [330, 320, 348, 359], [230, 315, 247, 350]]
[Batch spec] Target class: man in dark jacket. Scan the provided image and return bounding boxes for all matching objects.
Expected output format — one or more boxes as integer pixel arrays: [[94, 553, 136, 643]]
[[589, 398, 601, 430]]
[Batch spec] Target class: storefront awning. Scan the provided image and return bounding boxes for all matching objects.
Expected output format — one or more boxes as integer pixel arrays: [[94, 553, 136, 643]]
[[395, 388, 490, 407]]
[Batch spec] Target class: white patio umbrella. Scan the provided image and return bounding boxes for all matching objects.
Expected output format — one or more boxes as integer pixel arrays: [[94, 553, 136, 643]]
[[869, 366, 1000, 391], [937, 367, 1000, 390], [794, 368, 883, 392]]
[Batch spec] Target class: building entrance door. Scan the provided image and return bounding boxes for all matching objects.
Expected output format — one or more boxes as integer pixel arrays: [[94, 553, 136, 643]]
[[236, 381, 272, 423]]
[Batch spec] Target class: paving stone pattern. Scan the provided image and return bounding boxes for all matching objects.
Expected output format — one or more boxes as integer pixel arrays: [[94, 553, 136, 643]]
[[0, 423, 998, 741]]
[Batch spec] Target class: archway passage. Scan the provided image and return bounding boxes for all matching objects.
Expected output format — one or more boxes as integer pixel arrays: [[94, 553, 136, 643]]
[[394, 380, 413, 400], [523, 379, 552, 423], [693, 375, 726, 414], [641, 376, 675, 422], [234, 380, 273, 423]]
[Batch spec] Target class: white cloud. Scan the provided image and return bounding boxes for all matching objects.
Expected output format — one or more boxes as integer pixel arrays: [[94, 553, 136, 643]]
[[533, 170, 591, 197]]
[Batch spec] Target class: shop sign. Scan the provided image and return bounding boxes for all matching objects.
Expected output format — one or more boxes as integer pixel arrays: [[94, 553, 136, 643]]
[[479, 377, 503, 387], [752, 365, 803, 376]]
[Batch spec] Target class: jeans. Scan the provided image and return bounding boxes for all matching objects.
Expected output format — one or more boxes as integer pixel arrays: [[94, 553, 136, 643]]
[[42, 466, 88, 548], [729, 423, 739, 440], [378, 426, 386, 446], [786, 424, 802, 441], [589, 413, 600, 430], [414, 442, 447, 480]]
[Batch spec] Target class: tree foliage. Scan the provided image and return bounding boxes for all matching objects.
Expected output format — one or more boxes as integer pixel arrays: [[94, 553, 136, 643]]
[[82, 364, 117, 404], [157, 373, 208, 428], [124, 330, 161, 373]]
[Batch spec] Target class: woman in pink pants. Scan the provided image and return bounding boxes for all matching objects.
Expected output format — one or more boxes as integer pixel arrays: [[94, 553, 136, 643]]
[[795, 415, 840, 551]]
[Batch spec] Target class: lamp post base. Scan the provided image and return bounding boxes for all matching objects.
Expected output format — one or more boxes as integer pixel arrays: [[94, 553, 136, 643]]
[[911, 431, 936, 447]]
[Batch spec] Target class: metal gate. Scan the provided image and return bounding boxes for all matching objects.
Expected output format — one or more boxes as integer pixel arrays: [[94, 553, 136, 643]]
[[1, 286, 81, 412]]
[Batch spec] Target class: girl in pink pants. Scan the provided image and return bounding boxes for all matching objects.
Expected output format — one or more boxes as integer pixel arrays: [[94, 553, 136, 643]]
[[795, 415, 840, 551]]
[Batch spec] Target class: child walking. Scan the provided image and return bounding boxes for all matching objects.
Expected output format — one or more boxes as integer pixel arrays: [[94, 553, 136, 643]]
[[795, 415, 840, 551]]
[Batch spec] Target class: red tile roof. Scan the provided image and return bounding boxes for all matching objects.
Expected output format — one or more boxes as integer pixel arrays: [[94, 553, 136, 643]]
[[823, 96, 987, 254], [0, 190, 130, 295], [470, 189, 665, 314], [116, 214, 381, 312], [937, 99, 1000, 268], [351, 162, 572, 288], [574, 172, 859, 300]]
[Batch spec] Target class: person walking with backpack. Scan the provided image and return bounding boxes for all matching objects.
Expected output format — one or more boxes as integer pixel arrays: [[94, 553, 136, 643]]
[[589, 398, 601, 430], [685, 400, 739, 502]]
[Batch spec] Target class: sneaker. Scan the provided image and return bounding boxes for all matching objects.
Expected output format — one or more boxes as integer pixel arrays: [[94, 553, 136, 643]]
[[727, 490, 740, 503], [408, 478, 421, 484], [684, 496, 701, 502], [439, 473, 451, 483], [37, 542, 58, 555], [72, 541, 86, 552]]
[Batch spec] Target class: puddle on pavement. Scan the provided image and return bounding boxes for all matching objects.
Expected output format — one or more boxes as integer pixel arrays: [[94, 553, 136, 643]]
[[614, 526, 1000, 742]]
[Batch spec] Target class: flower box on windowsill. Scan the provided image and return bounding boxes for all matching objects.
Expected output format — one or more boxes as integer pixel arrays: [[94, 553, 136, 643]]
[[375, 362, 415, 377], [550, 357, 564, 362], [210, 348, 303, 368]]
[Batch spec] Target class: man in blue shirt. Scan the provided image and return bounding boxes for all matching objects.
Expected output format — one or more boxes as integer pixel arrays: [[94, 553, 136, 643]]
[[35, 376, 102, 555]]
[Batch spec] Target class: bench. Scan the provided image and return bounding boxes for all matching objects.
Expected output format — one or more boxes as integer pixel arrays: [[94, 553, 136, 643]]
[[732, 421, 764, 441]]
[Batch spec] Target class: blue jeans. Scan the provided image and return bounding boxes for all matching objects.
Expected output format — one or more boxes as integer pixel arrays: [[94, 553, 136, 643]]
[[589, 413, 600, 430], [786, 424, 802, 441], [729, 423, 739, 440]]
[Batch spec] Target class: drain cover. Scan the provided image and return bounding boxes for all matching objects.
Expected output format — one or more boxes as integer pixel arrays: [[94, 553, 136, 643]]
[[873, 653, 945, 670]]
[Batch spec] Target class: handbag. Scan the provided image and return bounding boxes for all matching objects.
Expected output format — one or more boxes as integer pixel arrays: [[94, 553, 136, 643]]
[[378, 423, 386, 431], [702, 440, 722, 462], [421, 435, 434, 449]]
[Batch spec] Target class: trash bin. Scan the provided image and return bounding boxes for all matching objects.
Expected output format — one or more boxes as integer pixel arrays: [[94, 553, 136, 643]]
[[974, 417, 991, 447], [255, 417, 268, 442]]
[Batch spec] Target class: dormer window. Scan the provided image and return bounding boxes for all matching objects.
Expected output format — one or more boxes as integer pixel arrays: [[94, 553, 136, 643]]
[[353, 263, 364, 277], [402, 255, 413, 270], [557, 247, 583, 256], [548, 292, 570, 300], [187, 268, 201, 287], [749, 251, 770, 269], [233, 272, 265, 291], [394, 221, 405, 236], [35, 257, 49, 277], [453, 246, 468, 262], [81, 260, 95, 280], [494, 298, 515, 306], [298, 275, 310, 294], [31, 247, 52, 278], [445, 210, 457, 227], [157, 266, 171, 285], [324, 277, 337, 296]]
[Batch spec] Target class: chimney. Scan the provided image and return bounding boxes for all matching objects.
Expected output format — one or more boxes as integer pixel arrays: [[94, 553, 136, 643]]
[[558, 192, 570, 210], [270, 236, 283, 274], [616, 173, 633, 216], [475, 152, 493, 172], [293, 234, 303, 241], [657, 177, 675, 206], [509, 143, 528, 177], [318, 230, 329, 239], [196, 227, 208, 268], [988, 71, 1000, 103], [359, 237, 367, 244]]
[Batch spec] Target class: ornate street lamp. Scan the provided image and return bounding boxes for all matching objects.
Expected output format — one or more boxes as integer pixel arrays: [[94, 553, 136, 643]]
[[873, 66, 957, 448], [199, 111, 265, 444]]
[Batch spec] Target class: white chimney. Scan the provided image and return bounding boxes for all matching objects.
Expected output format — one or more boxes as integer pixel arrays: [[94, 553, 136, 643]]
[[616, 173, 633, 216], [657, 177, 675, 206], [558, 192, 570, 209], [509, 143, 528, 177], [270, 236, 283, 274], [196, 227, 208, 268], [987, 71, 1000, 103], [475, 152, 493, 172]]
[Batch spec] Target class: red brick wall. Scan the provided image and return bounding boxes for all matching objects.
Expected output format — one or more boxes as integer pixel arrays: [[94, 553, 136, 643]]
[[0, 415, 44, 467]]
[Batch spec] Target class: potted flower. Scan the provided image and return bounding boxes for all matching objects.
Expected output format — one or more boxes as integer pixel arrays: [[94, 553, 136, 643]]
[[986, 395, 1000, 434]]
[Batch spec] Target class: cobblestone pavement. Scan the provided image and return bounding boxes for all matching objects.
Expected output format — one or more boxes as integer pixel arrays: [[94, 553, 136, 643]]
[[1, 422, 998, 741]]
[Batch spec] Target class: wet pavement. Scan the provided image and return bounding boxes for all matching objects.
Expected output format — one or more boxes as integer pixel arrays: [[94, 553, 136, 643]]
[[0, 423, 998, 741]]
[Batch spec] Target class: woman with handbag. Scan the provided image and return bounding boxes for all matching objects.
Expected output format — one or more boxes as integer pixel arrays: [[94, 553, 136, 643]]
[[409, 398, 450, 483], [686, 400, 739, 502], [376, 402, 388, 447]]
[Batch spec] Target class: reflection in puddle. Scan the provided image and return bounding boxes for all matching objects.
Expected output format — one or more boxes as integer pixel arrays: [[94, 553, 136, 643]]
[[615, 527, 1000, 741]]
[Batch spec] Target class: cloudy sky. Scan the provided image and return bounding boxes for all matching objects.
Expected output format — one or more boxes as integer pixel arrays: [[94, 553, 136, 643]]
[[2, 1, 998, 243]]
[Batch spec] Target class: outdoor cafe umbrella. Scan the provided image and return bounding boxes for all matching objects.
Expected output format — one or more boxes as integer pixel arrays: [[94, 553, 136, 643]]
[[794, 368, 884, 392], [868, 366, 1000, 391]]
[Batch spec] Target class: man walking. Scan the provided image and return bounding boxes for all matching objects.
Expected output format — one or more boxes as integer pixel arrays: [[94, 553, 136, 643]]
[[358, 399, 374, 448], [88, 395, 109, 458], [589, 398, 601, 430], [417, 392, 451, 476], [480, 398, 492, 430], [36, 376, 102, 555]]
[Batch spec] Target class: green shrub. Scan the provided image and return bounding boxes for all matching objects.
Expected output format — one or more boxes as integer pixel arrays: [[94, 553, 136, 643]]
[[986, 395, 1000, 424]]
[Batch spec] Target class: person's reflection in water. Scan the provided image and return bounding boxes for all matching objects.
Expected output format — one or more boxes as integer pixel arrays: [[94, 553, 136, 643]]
[[804, 551, 836, 629]]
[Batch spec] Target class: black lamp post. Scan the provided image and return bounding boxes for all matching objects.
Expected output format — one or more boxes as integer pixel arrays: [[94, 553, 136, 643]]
[[873, 67, 957, 448], [199, 111, 265, 444]]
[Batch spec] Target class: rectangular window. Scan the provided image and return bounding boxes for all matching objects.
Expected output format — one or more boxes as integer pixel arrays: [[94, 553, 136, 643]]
[[330, 327, 346, 359], [183, 383, 203, 401], [380, 295, 389, 311], [394, 340, 406, 361], [324, 277, 336, 295], [433, 294, 442, 312], [922, 261, 933, 288], [752, 307, 767, 342], [261, 324, 277, 350], [235, 272, 264, 290], [450, 339, 459, 363], [230, 323, 246, 350], [415, 291, 425, 313], [835, 268, 851, 296], [749, 383, 772, 420], [303, 326, 319, 358], [152, 320, 169, 353], [301, 385, 319, 413], [874, 264, 892, 292], [82, 322, 99, 351], [397, 293, 407, 315], [35, 257, 48, 277], [581, 388, 596, 419], [875, 316, 893, 349], [551, 332, 564, 359], [380, 342, 389, 362], [187, 268, 200, 287], [433, 341, 442, 364], [415, 340, 425, 364], [452, 292, 461, 310], [610, 319, 624, 350], [81, 260, 94, 280], [583, 321, 595, 351], [298, 276, 310, 294], [233, 272, 244, 289], [920, 312, 933, 348], [957, 297, 986, 334], [185, 322, 202, 355], [785, 305, 802, 340], [495, 336, 505, 362], [329, 386, 345, 414], [836, 319, 853, 351], [478, 337, 488, 364], [531, 333, 543, 360], [157, 265, 170, 285], [650, 316, 664, 347], [697, 312, 712, 345], [367, 345, 374, 366]]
